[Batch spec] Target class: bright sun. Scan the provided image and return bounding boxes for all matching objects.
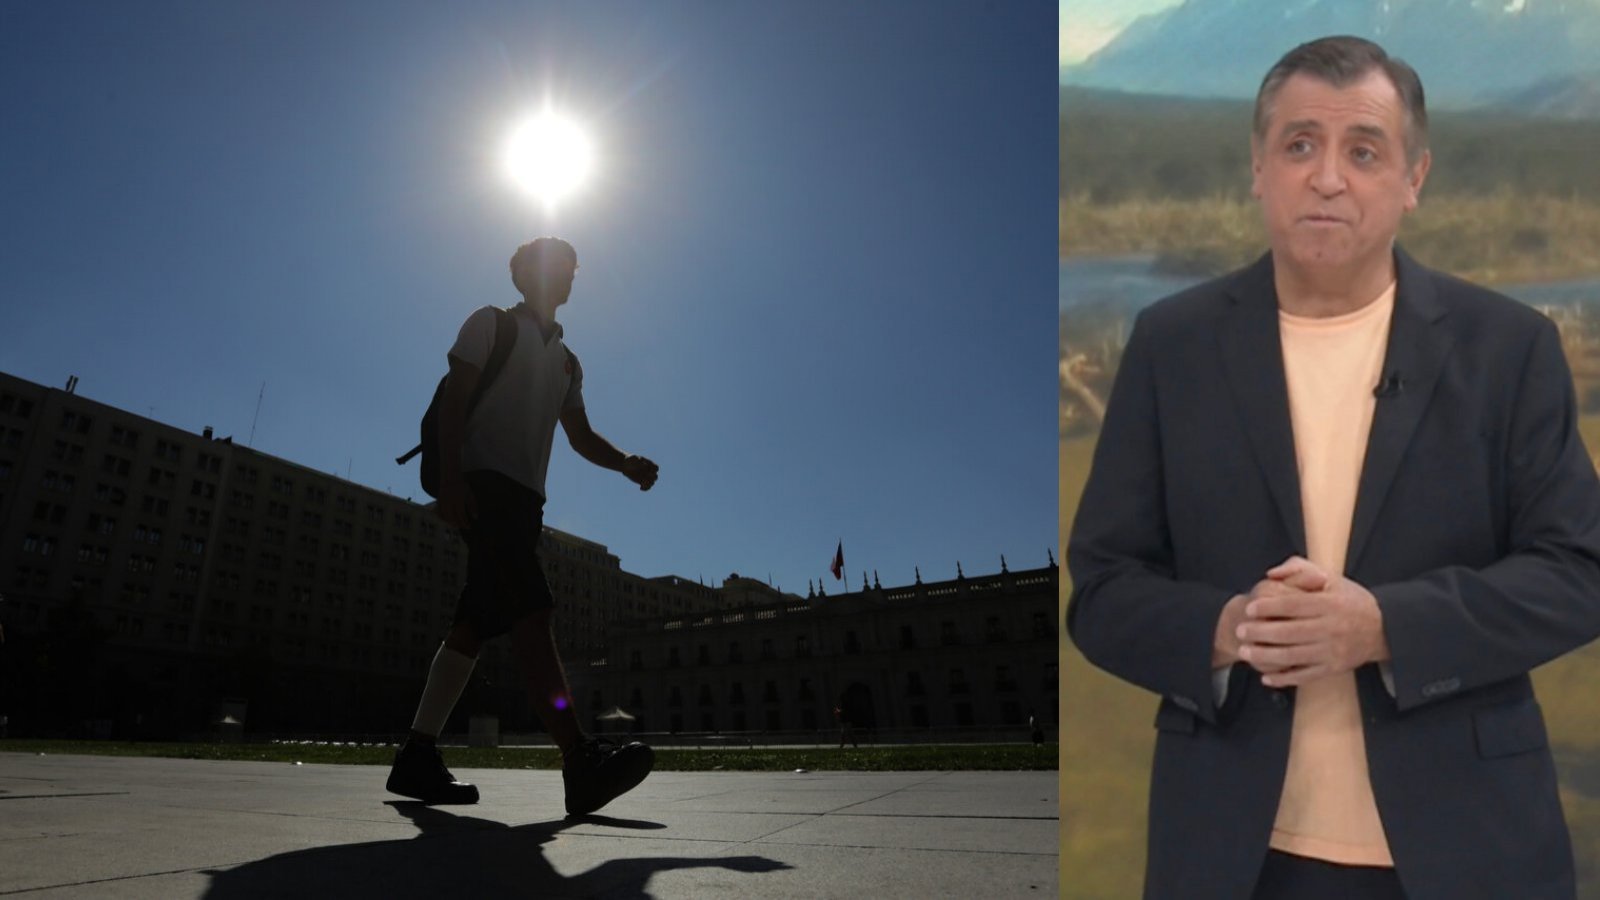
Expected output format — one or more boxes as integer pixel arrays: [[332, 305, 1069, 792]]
[[505, 111, 594, 208]]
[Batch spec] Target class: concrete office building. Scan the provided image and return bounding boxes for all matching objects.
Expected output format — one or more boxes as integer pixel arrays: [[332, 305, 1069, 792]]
[[0, 371, 719, 737]]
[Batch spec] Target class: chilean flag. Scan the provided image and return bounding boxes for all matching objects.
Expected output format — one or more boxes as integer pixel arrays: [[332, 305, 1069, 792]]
[[829, 542, 844, 581]]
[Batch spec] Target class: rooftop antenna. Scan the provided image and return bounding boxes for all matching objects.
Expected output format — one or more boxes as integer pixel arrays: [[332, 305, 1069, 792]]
[[248, 382, 265, 447]]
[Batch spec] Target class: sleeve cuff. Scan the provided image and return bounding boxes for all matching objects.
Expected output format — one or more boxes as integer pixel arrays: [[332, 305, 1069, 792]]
[[1211, 665, 1234, 708]]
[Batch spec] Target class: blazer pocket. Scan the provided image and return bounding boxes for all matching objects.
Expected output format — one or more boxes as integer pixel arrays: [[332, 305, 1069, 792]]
[[1473, 698, 1548, 759], [1154, 701, 1198, 735]]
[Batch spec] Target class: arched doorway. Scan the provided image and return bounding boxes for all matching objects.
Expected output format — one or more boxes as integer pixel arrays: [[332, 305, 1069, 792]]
[[839, 682, 875, 730]]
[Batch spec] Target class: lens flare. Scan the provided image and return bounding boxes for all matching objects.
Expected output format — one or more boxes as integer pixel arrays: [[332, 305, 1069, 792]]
[[505, 112, 594, 208]]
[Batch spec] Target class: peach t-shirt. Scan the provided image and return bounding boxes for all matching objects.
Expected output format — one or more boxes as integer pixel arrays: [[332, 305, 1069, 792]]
[[1271, 282, 1396, 866]]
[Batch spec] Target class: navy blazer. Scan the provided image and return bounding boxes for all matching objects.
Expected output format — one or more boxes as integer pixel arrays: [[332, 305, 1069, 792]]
[[1067, 248, 1600, 900]]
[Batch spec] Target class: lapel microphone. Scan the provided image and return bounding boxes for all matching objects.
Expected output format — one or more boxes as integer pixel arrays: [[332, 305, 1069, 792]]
[[1374, 371, 1404, 398]]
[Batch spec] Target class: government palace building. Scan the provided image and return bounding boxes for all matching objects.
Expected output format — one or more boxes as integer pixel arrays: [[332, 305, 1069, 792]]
[[0, 370, 1056, 742]]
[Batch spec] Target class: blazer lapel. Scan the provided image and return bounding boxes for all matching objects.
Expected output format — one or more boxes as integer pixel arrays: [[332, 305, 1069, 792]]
[[1345, 247, 1455, 572], [1217, 253, 1307, 556]]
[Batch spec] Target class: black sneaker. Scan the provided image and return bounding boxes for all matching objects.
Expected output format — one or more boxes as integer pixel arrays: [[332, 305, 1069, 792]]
[[563, 736, 654, 816], [385, 740, 480, 804]]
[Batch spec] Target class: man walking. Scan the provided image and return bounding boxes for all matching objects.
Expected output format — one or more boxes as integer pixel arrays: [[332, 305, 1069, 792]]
[[1068, 37, 1600, 900], [387, 237, 661, 817]]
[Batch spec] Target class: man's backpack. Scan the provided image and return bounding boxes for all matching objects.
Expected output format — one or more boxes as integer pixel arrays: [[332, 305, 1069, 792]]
[[395, 307, 518, 498]]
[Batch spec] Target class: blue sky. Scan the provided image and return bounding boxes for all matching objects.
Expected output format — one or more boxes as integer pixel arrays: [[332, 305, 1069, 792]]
[[0, 1, 1058, 595]]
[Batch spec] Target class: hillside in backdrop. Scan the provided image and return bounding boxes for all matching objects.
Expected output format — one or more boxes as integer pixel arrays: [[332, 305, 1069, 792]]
[[1062, 0, 1600, 115], [1059, 86, 1600, 202]]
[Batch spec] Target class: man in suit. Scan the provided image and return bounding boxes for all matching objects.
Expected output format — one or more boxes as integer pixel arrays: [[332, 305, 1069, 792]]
[[1066, 36, 1600, 900]]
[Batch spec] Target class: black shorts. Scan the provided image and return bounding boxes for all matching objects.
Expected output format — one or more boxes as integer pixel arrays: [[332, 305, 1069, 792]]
[[452, 470, 554, 640]]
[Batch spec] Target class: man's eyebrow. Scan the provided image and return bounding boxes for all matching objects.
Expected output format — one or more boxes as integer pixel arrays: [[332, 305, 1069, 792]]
[[1276, 118, 1322, 138], [1276, 119, 1390, 142]]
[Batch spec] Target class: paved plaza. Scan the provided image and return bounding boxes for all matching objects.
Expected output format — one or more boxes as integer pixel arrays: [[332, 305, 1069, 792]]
[[0, 752, 1058, 898]]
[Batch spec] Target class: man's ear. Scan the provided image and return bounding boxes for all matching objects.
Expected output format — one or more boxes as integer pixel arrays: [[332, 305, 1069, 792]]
[[1249, 138, 1264, 199], [1404, 149, 1432, 211]]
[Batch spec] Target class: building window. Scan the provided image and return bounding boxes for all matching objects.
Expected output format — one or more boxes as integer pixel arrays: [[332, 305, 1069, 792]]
[[899, 624, 916, 649], [949, 668, 969, 695], [940, 620, 959, 646], [986, 616, 1006, 642], [32, 501, 66, 524], [60, 410, 93, 434], [906, 672, 925, 697], [955, 703, 974, 728], [1032, 612, 1051, 638]]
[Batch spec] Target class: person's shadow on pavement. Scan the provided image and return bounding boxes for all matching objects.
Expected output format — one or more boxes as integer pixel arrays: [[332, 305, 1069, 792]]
[[201, 801, 791, 899]]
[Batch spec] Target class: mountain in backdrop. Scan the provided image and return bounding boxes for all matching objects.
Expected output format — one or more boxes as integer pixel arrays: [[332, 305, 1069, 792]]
[[1491, 71, 1600, 117], [1063, 0, 1600, 113]]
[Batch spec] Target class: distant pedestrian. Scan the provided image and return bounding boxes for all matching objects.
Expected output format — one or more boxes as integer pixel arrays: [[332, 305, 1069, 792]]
[[386, 238, 660, 817], [834, 705, 858, 749], [1029, 713, 1044, 747]]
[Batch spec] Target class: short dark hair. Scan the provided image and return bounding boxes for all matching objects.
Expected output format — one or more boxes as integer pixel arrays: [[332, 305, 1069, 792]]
[[509, 237, 577, 291], [1253, 36, 1428, 164]]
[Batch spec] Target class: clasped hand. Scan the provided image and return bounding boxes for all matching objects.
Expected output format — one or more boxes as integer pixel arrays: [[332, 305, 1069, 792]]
[[1214, 556, 1389, 688]]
